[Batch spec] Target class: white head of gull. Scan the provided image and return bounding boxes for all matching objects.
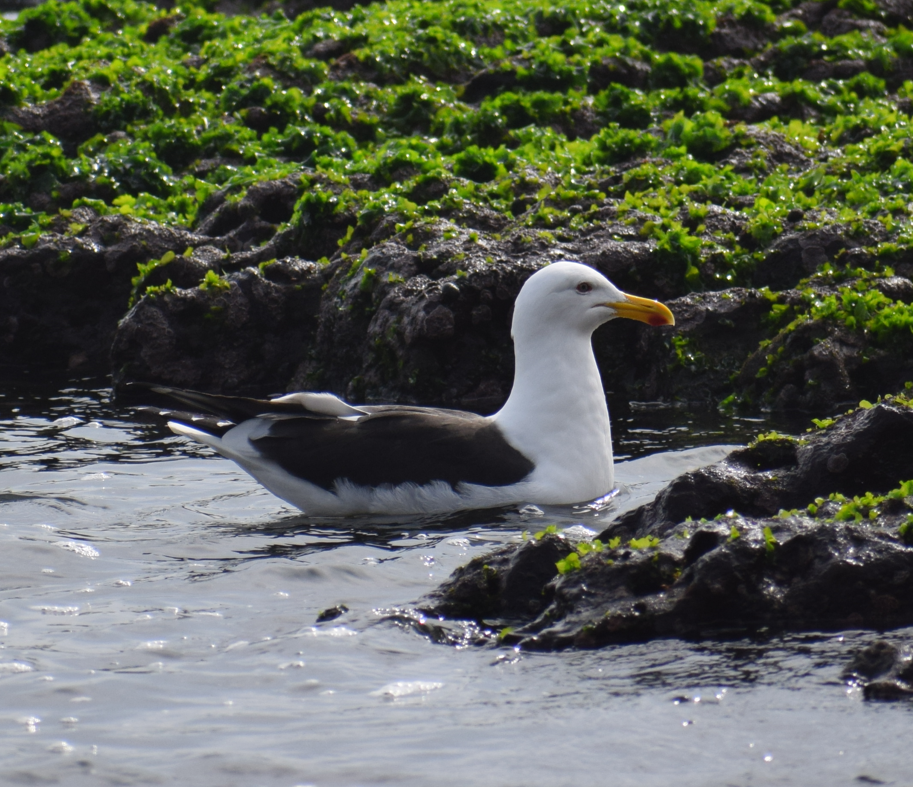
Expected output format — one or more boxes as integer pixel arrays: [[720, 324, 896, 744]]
[[151, 260, 674, 516]]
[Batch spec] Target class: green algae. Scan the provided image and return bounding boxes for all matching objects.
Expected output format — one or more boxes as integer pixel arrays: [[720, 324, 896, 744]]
[[1, 0, 913, 298]]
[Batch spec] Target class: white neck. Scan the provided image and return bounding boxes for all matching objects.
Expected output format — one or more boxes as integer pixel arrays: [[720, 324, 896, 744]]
[[492, 325, 614, 503]]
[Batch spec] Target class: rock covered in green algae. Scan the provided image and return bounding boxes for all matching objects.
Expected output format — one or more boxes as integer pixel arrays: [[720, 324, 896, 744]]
[[109, 228, 774, 408], [4, 0, 913, 412], [603, 401, 913, 539], [416, 400, 913, 650]]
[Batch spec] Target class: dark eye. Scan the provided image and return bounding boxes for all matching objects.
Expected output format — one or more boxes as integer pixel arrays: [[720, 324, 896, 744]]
[[576, 282, 594, 293]]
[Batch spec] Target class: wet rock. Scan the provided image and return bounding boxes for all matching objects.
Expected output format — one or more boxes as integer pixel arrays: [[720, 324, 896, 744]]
[[818, 8, 888, 37], [2, 80, 100, 152], [239, 178, 302, 225], [197, 177, 301, 240], [10, 202, 911, 417], [727, 91, 784, 123], [87, 214, 220, 273], [416, 402, 913, 650], [96, 215, 801, 407], [288, 240, 535, 408], [111, 260, 325, 394], [305, 37, 362, 61], [703, 57, 750, 87], [427, 534, 574, 622], [742, 127, 812, 171], [277, 224, 698, 408], [462, 68, 519, 103], [605, 402, 913, 539], [587, 56, 651, 92], [802, 59, 868, 82], [754, 224, 883, 291], [735, 283, 913, 413], [873, 276, 913, 303], [316, 604, 349, 622], [843, 640, 913, 700], [276, 0, 375, 19], [143, 14, 180, 43], [3, 208, 687, 400], [418, 514, 913, 650], [778, 1, 837, 33], [709, 16, 770, 58], [0, 214, 218, 370], [878, 0, 913, 26], [597, 287, 774, 406]]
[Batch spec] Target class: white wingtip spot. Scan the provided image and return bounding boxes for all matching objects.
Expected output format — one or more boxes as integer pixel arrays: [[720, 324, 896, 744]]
[[167, 421, 223, 450]]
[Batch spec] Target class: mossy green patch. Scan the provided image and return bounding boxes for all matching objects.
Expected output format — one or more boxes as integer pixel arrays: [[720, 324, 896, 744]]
[[2, 0, 913, 301]]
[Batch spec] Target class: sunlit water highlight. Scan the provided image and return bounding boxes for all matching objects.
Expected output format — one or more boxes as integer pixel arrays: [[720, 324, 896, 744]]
[[1, 376, 911, 786]]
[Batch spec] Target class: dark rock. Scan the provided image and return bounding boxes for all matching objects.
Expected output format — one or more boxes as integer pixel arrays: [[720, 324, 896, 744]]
[[239, 178, 302, 225], [575, 237, 663, 295], [305, 37, 362, 61], [316, 604, 349, 622], [12, 205, 912, 417], [709, 16, 769, 58], [727, 91, 784, 123], [134, 244, 224, 294], [754, 224, 883, 291], [844, 640, 901, 681], [461, 68, 519, 103], [703, 57, 750, 87], [778, 1, 837, 32], [605, 403, 913, 539], [416, 402, 913, 650], [288, 241, 535, 408], [2, 80, 100, 152], [742, 127, 812, 171], [874, 276, 913, 303], [99, 218, 765, 406], [587, 56, 651, 92], [241, 106, 275, 133], [144, 14, 180, 43], [111, 260, 325, 394], [427, 534, 574, 623], [735, 273, 913, 412], [418, 514, 913, 650], [328, 51, 378, 83], [277, 0, 375, 18], [878, 56, 913, 91], [596, 287, 774, 406], [802, 59, 867, 82], [877, 0, 913, 26], [197, 177, 300, 239], [0, 214, 218, 370], [196, 199, 243, 238], [843, 640, 913, 700], [819, 9, 887, 38]]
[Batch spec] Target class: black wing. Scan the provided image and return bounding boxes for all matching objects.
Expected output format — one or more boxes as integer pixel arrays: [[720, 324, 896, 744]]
[[125, 384, 534, 489], [251, 408, 534, 490], [125, 383, 359, 444]]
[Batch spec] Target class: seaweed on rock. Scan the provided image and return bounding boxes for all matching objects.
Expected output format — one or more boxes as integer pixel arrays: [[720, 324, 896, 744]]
[[3, 0, 913, 411], [416, 401, 913, 650]]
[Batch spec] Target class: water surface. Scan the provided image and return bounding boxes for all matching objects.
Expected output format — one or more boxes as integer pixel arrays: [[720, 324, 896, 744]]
[[1, 377, 910, 786]]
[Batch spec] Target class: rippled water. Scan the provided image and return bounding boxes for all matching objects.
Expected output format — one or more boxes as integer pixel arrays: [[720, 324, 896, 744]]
[[2, 375, 912, 786]]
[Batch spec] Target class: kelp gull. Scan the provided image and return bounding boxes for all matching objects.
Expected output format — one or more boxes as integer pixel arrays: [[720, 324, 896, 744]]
[[141, 261, 674, 515]]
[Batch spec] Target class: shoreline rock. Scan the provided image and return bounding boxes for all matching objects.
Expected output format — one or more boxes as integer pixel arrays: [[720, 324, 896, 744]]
[[413, 401, 913, 651], [3, 1, 913, 415]]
